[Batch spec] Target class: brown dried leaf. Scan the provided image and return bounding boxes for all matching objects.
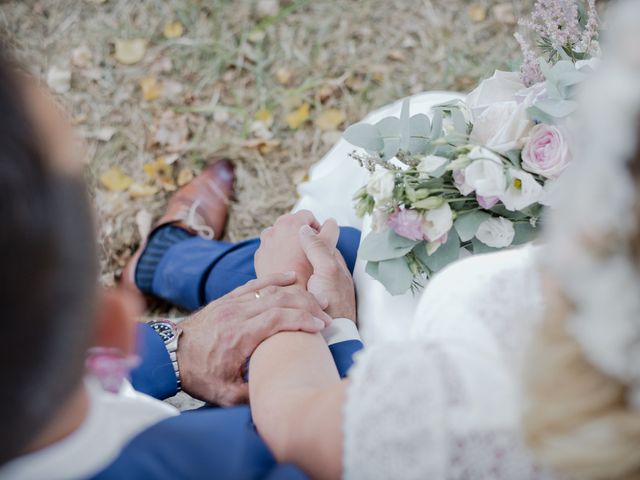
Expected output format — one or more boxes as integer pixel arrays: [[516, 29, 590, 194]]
[[150, 111, 189, 151], [315, 108, 346, 131], [467, 4, 487, 22], [177, 168, 194, 186], [275, 67, 294, 85]]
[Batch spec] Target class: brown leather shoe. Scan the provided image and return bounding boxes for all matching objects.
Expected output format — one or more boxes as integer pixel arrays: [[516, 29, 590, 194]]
[[120, 159, 235, 295]]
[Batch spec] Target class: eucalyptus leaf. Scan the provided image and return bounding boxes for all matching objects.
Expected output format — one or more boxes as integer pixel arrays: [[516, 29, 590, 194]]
[[471, 237, 501, 254], [375, 117, 402, 160], [430, 110, 443, 139], [377, 257, 415, 296], [513, 221, 539, 245], [365, 261, 379, 278], [409, 113, 431, 153], [359, 229, 418, 262], [414, 231, 461, 273], [504, 150, 522, 168], [376, 116, 401, 136], [454, 211, 491, 242], [343, 123, 384, 152], [451, 108, 469, 135], [400, 98, 411, 151]]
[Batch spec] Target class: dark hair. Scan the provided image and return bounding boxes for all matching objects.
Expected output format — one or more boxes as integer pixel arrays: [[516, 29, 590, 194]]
[[0, 52, 98, 464]]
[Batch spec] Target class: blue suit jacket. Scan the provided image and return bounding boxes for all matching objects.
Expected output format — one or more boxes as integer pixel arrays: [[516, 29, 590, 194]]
[[91, 324, 362, 479]]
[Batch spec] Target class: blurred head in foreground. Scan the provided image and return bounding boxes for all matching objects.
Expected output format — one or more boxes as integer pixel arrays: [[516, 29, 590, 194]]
[[0, 51, 139, 464], [524, 1, 640, 478]]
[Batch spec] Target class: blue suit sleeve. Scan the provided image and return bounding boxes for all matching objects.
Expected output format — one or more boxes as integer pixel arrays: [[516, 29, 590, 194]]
[[329, 340, 364, 378], [129, 324, 179, 400], [91, 406, 307, 480]]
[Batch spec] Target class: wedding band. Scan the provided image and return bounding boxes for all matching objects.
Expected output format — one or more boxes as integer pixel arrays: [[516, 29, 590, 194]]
[[254, 291, 261, 299]]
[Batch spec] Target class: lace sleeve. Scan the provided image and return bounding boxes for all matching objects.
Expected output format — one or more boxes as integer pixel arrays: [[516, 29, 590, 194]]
[[343, 341, 449, 479], [343, 341, 550, 480]]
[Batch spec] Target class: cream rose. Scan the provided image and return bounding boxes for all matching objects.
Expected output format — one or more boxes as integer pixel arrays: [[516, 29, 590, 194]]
[[470, 101, 532, 153], [475, 217, 515, 248]]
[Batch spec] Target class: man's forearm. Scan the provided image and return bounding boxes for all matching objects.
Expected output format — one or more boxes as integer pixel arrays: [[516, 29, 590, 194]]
[[249, 331, 346, 480]]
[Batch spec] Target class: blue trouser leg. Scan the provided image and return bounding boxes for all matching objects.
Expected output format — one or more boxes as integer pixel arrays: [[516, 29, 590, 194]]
[[149, 226, 362, 312]]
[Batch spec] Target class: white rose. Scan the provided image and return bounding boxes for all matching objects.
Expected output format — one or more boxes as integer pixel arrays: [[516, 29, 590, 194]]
[[466, 70, 525, 118], [470, 101, 532, 153], [417, 155, 448, 176], [366, 169, 395, 203], [499, 169, 543, 211], [421, 203, 453, 242], [475, 217, 515, 248], [464, 147, 507, 197]]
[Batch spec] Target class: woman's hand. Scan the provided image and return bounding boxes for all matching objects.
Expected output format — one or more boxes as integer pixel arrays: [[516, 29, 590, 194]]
[[254, 210, 321, 287], [299, 219, 356, 322]]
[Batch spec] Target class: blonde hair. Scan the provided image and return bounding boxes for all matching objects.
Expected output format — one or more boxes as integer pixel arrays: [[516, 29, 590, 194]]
[[523, 141, 640, 479]]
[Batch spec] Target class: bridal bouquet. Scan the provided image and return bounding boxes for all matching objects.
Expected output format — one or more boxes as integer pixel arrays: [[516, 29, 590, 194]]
[[345, 0, 600, 295]]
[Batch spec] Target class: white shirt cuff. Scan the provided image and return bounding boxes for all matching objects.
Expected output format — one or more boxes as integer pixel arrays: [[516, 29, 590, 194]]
[[322, 318, 361, 346]]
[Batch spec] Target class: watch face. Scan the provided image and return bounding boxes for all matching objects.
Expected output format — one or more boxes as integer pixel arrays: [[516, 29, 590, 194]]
[[150, 322, 176, 344]]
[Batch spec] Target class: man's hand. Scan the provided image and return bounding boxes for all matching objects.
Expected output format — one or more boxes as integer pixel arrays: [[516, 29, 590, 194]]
[[299, 219, 357, 322], [255, 210, 321, 287], [176, 272, 331, 406]]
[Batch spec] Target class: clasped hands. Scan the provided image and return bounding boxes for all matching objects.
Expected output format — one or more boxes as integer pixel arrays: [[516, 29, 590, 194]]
[[176, 211, 356, 405]]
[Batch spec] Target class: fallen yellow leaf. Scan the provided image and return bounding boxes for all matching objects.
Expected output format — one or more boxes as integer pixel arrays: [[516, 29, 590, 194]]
[[177, 168, 194, 186], [128, 183, 159, 198], [139, 76, 163, 101], [315, 108, 346, 131], [163, 21, 184, 39], [286, 103, 311, 130], [255, 108, 273, 125], [100, 166, 133, 192], [114, 38, 147, 65], [143, 156, 174, 181], [467, 4, 487, 22]]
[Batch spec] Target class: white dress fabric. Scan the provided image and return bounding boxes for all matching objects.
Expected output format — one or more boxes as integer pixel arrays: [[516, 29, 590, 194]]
[[294, 93, 551, 478], [343, 247, 551, 479]]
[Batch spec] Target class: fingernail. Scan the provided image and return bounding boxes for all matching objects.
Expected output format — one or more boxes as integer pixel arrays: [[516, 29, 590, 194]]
[[284, 271, 296, 279], [312, 317, 326, 329], [316, 293, 329, 309], [299, 225, 315, 236]]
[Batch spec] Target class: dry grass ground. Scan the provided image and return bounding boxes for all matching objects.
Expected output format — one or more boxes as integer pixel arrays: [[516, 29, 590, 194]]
[[0, 0, 531, 287]]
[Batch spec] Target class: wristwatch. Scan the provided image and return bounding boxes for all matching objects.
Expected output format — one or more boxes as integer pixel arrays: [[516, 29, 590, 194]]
[[148, 319, 183, 390]]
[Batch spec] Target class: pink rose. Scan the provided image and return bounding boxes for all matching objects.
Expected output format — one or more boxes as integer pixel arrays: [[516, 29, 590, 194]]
[[388, 209, 424, 241], [522, 124, 571, 179]]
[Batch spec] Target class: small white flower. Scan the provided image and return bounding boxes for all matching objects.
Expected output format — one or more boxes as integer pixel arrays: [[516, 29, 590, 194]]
[[417, 155, 448, 176], [475, 217, 515, 248], [366, 169, 395, 203], [464, 147, 507, 197], [421, 203, 453, 242], [499, 169, 543, 211]]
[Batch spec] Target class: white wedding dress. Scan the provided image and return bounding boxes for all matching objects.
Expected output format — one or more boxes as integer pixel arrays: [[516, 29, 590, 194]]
[[294, 92, 551, 479]]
